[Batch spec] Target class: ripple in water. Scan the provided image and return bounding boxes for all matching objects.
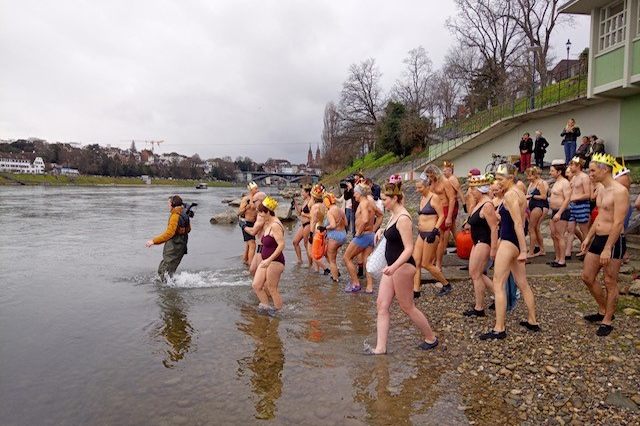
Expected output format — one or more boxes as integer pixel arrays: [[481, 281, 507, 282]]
[[164, 270, 251, 289]]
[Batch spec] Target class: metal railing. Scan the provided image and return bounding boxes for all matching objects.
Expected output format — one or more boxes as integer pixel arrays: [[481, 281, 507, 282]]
[[419, 63, 588, 168]]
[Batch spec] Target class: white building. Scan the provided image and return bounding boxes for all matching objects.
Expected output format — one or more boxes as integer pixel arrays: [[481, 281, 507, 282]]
[[0, 155, 45, 174]]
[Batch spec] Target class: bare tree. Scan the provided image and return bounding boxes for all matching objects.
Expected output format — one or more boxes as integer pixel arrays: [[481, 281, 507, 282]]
[[506, 0, 571, 87], [392, 47, 434, 116], [321, 101, 340, 154], [431, 69, 463, 123], [447, 0, 527, 106], [339, 58, 384, 152]]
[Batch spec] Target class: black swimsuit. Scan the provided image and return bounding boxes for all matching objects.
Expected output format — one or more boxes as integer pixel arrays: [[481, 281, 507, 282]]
[[384, 215, 416, 267], [468, 202, 491, 245], [498, 203, 520, 252], [418, 196, 438, 240], [528, 187, 548, 211], [301, 204, 311, 227]]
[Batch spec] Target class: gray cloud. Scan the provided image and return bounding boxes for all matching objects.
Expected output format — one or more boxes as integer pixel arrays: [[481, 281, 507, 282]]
[[0, 0, 588, 163]]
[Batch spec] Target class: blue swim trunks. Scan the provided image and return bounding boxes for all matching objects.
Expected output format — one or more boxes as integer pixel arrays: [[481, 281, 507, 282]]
[[327, 229, 347, 245], [569, 200, 590, 224], [352, 232, 375, 248]]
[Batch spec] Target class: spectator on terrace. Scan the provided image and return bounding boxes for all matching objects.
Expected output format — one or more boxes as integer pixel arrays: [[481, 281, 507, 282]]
[[591, 137, 605, 155], [576, 136, 592, 166], [533, 130, 549, 169], [519, 132, 534, 173], [560, 118, 581, 163]]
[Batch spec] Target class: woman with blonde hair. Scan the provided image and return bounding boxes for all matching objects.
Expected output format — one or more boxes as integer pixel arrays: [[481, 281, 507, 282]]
[[323, 192, 348, 282], [252, 196, 286, 315], [309, 184, 329, 274], [525, 166, 549, 257], [365, 182, 438, 354], [292, 184, 313, 266]]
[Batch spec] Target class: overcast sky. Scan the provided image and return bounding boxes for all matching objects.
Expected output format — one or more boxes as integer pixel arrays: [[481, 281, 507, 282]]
[[0, 0, 589, 164]]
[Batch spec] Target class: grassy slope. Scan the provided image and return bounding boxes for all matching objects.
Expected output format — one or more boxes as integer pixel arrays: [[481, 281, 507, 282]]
[[0, 173, 234, 187]]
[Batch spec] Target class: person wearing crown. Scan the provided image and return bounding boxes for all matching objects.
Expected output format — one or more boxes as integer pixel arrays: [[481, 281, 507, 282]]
[[239, 181, 259, 266], [241, 191, 267, 277], [580, 153, 629, 336], [423, 164, 457, 272], [323, 192, 348, 283], [309, 184, 330, 274], [568, 156, 592, 259], [443, 161, 463, 234], [480, 163, 540, 340], [548, 160, 571, 267], [251, 196, 286, 316]]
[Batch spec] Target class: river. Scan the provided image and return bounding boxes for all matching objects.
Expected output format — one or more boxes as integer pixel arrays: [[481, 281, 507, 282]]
[[0, 185, 496, 425]]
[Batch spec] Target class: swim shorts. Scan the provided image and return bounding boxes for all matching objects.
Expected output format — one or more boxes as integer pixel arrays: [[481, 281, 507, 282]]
[[327, 229, 347, 245], [242, 221, 255, 241], [551, 208, 571, 222], [569, 200, 590, 224], [352, 232, 375, 248], [588, 234, 626, 260], [440, 201, 459, 231]]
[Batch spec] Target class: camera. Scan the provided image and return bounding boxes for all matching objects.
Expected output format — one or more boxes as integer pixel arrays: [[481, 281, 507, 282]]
[[339, 180, 348, 189], [184, 202, 198, 218]]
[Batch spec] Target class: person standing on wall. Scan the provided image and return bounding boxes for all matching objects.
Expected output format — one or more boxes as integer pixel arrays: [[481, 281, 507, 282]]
[[533, 130, 549, 169], [560, 118, 581, 164], [519, 132, 533, 173]]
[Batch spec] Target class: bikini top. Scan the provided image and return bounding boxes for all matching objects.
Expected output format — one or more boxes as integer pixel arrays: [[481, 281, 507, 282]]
[[419, 196, 437, 216], [302, 204, 310, 214]]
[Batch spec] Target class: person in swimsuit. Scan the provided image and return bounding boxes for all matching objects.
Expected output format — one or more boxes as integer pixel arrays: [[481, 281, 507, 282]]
[[343, 184, 377, 293], [241, 192, 267, 277], [251, 196, 286, 316], [464, 175, 499, 317], [309, 184, 329, 274], [480, 163, 540, 340], [548, 160, 571, 267], [423, 164, 456, 270], [413, 176, 450, 298], [292, 185, 313, 266], [525, 167, 549, 257], [323, 192, 348, 283], [567, 156, 591, 259], [613, 160, 632, 264], [364, 182, 438, 354], [238, 182, 260, 266], [580, 153, 629, 336]]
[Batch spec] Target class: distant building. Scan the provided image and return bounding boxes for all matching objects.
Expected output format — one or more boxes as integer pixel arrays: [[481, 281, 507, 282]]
[[548, 59, 581, 83], [140, 149, 155, 165], [0, 154, 45, 174], [263, 158, 292, 173], [51, 165, 80, 176]]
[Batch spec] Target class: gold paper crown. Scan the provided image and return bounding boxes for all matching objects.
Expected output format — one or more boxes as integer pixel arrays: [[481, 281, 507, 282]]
[[323, 192, 336, 205], [468, 174, 493, 187], [443, 160, 454, 169], [302, 183, 312, 191], [247, 181, 258, 190], [383, 182, 402, 196], [262, 196, 278, 212], [311, 183, 325, 199], [569, 156, 584, 165], [591, 153, 616, 168], [495, 163, 516, 176], [613, 161, 630, 178]]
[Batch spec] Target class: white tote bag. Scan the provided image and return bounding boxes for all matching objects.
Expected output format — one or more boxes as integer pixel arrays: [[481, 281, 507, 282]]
[[366, 236, 387, 279]]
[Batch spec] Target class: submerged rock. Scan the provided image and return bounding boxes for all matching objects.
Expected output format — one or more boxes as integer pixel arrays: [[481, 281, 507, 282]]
[[210, 210, 238, 224]]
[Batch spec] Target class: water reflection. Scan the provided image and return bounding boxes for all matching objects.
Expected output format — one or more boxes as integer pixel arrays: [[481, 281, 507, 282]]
[[155, 287, 194, 368], [236, 307, 284, 420]]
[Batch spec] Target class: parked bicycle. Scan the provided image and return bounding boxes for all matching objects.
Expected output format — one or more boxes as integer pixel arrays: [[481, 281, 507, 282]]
[[485, 153, 509, 174]]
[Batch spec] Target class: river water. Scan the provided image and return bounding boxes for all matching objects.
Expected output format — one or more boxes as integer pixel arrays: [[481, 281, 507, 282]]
[[0, 186, 503, 425]]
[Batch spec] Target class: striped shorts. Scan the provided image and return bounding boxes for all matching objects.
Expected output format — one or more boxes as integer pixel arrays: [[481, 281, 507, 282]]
[[569, 200, 590, 224]]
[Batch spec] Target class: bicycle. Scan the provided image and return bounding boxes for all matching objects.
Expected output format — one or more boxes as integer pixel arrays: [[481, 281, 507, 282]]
[[485, 153, 508, 174]]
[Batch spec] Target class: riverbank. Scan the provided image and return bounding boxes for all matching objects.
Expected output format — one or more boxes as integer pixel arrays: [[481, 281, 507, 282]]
[[0, 173, 234, 187]]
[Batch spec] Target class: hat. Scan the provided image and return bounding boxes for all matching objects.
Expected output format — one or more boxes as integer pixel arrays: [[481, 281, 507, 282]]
[[468, 174, 493, 187], [262, 196, 278, 212], [323, 192, 337, 206], [443, 160, 454, 169], [247, 181, 258, 190], [551, 159, 566, 166], [591, 153, 616, 168], [310, 183, 325, 200], [569, 156, 584, 166], [495, 163, 517, 176], [468, 168, 481, 176], [389, 174, 402, 184], [613, 161, 630, 178]]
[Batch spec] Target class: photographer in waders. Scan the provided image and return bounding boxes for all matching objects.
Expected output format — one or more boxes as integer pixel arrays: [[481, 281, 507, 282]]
[[146, 195, 195, 279]]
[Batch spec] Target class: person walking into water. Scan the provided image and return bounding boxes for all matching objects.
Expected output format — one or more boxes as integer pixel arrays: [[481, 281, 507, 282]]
[[251, 196, 286, 316], [292, 185, 313, 266], [239, 181, 259, 266], [364, 181, 438, 354], [343, 184, 377, 293], [146, 195, 192, 279], [323, 192, 348, 283], [241, 191, 267, 277]]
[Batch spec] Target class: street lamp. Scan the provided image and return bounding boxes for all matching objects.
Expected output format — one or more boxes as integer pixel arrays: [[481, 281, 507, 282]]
[[566, 39, 572, 79]]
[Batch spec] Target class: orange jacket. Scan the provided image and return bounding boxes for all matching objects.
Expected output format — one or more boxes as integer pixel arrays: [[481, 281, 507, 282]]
[[153, 206, 186, 244]]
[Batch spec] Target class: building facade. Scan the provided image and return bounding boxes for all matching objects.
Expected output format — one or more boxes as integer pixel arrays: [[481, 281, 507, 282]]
[[0, 155, 45, 174]]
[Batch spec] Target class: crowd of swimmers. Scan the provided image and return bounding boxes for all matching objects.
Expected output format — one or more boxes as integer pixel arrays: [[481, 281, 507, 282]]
[[148, 152, 637, 353]]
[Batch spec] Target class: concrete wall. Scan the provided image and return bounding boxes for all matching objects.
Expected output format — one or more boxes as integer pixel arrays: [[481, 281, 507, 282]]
[[620, 94, 640, 157], [594, 47, 624, 87], [451, 100, 621, 176]]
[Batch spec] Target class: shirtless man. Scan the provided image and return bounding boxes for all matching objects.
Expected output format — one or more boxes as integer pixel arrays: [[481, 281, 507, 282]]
[[548, 160, 571, 267], [580, 153, 629, 337], [343, 184, 376, 293], [443, 161, 463, 235], [568, 157, 591, 257], [238, 181, 259, 265], [424, 164, 456, 270], [241, 191, 267, 276]]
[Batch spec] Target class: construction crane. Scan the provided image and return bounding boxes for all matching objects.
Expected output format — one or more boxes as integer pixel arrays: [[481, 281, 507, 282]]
[[122, 140, 165, 152]]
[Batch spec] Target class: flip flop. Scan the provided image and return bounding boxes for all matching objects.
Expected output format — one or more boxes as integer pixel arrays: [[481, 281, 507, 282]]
[[351, 285, 362, 293]]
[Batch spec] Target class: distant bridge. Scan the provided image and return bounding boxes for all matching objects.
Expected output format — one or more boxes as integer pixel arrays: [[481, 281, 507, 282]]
[[240, 172, 320, 185]]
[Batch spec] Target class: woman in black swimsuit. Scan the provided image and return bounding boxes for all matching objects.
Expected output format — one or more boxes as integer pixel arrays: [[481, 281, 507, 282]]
[[412, 176, 449, 298], [251, 196, 286, 315], [480, 164, 540, 340], [292, 185, 312, 266], [365, 182, 438, 354], [464, 175, 499, 317], [525, 167, 549, 257]]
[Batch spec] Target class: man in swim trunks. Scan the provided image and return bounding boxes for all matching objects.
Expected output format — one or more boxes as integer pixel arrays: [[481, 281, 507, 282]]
[[568, 156, 591, 257], [424, 164, 456, 270], [241, 191, 267, 277], [548, 160, 571, 267], [443, 161, 463, 232], [238, 181, 259, 265], [580, 153, 629, 337], [342, 184, 376, 293]]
